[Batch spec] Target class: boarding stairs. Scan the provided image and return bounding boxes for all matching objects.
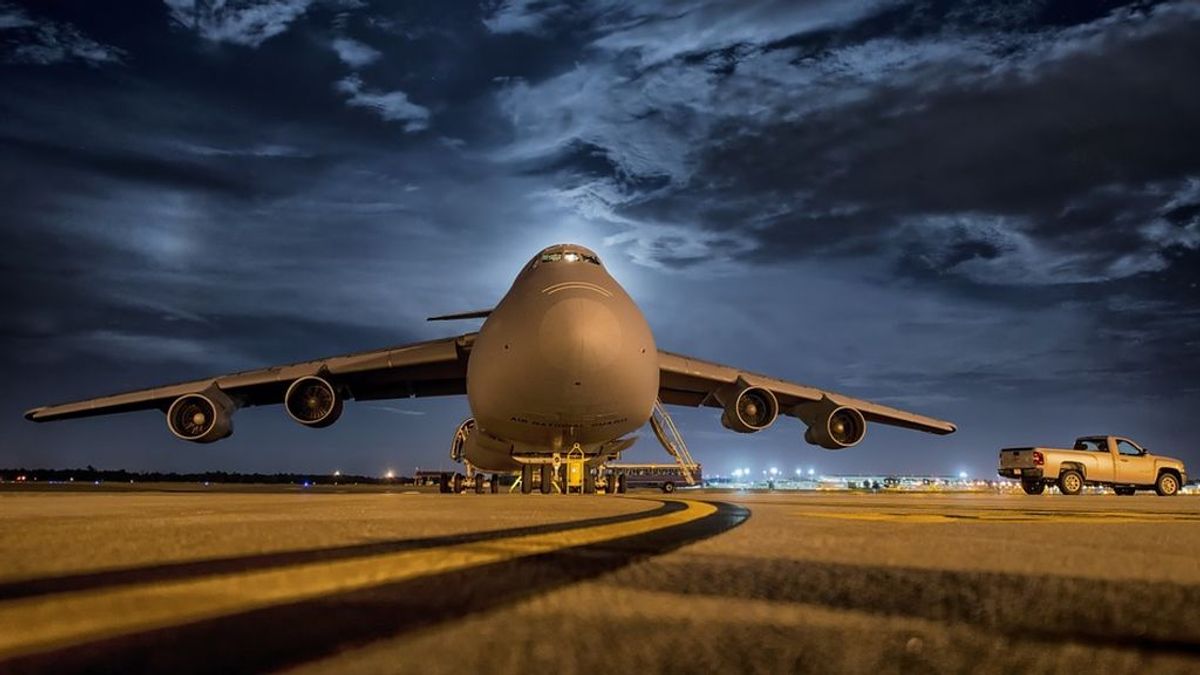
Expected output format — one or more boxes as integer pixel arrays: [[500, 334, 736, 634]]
[[649, 399, 699, 486]]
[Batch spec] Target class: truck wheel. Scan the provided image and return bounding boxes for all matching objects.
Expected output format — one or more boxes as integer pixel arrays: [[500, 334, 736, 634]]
[[1155, 472, 1180, 497], [662, 481, 676, 494], [1058, 470, 1083, 496], [1114, 487, 1135, 496], [1021, 480, 1045, 495]]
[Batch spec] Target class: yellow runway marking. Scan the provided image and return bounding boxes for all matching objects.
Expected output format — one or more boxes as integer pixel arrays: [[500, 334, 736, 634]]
[[790, 509, 1200, 524], [0, 499, 715, 660]]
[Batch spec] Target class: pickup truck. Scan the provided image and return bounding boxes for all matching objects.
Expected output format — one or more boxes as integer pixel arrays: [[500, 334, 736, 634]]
[[998, 435, 1187, 496]]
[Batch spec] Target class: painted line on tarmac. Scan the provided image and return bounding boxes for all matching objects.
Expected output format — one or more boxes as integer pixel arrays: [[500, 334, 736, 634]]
[[0, 498, 744, 670], [0, 498, 681, 602], [789, 509, 1200, 523]]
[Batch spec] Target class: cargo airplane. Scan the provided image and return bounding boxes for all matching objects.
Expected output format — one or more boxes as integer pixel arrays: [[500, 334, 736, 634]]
[[26, 244, 955, 490]]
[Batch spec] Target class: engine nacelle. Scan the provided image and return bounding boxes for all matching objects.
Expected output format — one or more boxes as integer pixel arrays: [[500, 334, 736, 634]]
[[285, 376, 344, 428], [718, 385, 779, 433], [794, 398, 866, 449], [166, 391, 234, 443]]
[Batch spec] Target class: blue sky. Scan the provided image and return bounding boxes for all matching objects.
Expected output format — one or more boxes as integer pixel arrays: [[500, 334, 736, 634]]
[[2, 0, 1198, 477]]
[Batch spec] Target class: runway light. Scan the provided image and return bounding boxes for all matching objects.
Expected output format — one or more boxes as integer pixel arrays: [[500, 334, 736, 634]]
[[808, 468, 815, 477], [769, 467, 778, 476], [334, 470, 341, 477], [796, 468, 802, 476], [958, 471, 969, 480], [385, 470, 395, 479]]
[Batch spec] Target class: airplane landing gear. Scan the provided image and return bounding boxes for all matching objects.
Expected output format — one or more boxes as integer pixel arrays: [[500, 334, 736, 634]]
[[521, 464, 533, 494]]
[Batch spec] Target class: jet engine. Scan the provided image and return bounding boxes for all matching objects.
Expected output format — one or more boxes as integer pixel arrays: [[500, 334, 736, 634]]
[[166, 391, 234, 443], [794, 398, 866, 449], [719, 385, 779, 433], [284, 376, 344, 427]]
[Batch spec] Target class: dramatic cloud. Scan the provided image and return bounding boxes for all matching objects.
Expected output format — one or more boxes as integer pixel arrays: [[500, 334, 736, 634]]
[[330, 36, 380, 66], [163, 0, 315, 47], [334, 74, 430, 130], [2, 0, 1198, 475], [0, 2, 125, 65]]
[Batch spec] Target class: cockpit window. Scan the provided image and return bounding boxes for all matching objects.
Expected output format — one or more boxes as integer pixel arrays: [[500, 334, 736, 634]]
[[535, 251, 601, 267]]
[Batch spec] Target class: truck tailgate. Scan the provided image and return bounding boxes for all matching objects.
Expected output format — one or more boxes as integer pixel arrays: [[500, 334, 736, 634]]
[[1000, 448, 1037, 469]]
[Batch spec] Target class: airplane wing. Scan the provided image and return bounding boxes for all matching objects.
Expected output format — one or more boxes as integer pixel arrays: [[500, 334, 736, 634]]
[[657, 350, 956, 435], [25, 333, 476, 423]]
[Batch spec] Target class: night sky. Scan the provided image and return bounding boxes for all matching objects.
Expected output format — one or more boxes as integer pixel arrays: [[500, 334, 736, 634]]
[[3, 0, 1198, 478]]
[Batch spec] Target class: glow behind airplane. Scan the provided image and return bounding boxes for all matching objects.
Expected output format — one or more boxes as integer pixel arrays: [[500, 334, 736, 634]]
[[26, 244, 955, 481]]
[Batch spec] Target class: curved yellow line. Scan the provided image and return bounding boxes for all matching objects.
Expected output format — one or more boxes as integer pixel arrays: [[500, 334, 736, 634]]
[[0, 498, 714, 659]]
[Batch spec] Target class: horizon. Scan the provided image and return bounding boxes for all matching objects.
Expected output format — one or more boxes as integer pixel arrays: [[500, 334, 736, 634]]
[[3, 1, 1198, 477]]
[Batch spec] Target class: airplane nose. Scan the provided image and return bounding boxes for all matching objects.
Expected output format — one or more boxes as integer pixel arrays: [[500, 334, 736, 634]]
[[537, 297, 623, 377]]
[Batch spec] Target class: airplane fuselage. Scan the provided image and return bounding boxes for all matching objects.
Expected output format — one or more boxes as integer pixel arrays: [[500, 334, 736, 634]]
[[463, 246, 658, 471]]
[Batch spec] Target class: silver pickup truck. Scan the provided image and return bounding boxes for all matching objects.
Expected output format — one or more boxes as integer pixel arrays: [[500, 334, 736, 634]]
[[998, 435, 1187, 496]]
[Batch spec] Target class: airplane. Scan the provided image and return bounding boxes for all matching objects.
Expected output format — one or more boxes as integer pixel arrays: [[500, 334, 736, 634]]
[[25, 243, 955, 493]]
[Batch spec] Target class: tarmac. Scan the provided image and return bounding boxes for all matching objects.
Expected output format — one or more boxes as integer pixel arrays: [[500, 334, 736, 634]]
[[0, 486, 1198, 674]]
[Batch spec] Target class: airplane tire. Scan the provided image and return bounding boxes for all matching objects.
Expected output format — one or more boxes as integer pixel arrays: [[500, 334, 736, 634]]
[[491, 474, 500, 494], [1021, 480, 1044, 495], [1114, 486, 1136, 496], [439, 473, 450, 494], [475, 475, 485, 494], [452, 474, 463, 494], [521, 465, 533, 494], [617, 473, 627, 494], [1155, 472, 1180, 497], [540, 464, 553, 494], [1058, 470, 1083, 496]]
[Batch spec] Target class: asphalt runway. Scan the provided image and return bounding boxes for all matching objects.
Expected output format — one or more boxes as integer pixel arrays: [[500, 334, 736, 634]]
[[1, 488, 1198, 674]]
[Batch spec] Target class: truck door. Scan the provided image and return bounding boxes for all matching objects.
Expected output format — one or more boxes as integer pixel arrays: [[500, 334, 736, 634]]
[[1114, 438, 1154, 485], [1081, 439, 1114, 482]]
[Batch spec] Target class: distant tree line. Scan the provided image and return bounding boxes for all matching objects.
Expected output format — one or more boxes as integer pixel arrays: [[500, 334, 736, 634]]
[[0, 467, 414, 485]]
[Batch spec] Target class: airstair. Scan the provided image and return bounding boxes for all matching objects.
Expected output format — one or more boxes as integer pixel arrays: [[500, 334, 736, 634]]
[[648, 398, 699, 486]]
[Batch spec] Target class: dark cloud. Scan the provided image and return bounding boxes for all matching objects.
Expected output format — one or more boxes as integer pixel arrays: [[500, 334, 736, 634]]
[[2, 0, 1198, 476]]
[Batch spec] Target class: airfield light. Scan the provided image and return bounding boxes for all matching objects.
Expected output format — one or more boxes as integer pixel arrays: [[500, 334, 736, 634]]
[[385, 469, 395, 480], [808, 468, 815, 477], [334, 470, 341, 477], [796, 468, 802, 476], [958, 471, 969, 480], [769, 467, 778, 476]]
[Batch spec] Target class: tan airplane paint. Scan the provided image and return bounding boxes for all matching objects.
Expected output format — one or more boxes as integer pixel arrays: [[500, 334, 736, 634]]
[[25, 243, 957, 474], [463, 244, 658, 470]]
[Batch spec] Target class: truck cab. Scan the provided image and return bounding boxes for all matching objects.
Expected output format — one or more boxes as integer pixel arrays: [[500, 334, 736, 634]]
[[998, 435, 1187, 496]]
